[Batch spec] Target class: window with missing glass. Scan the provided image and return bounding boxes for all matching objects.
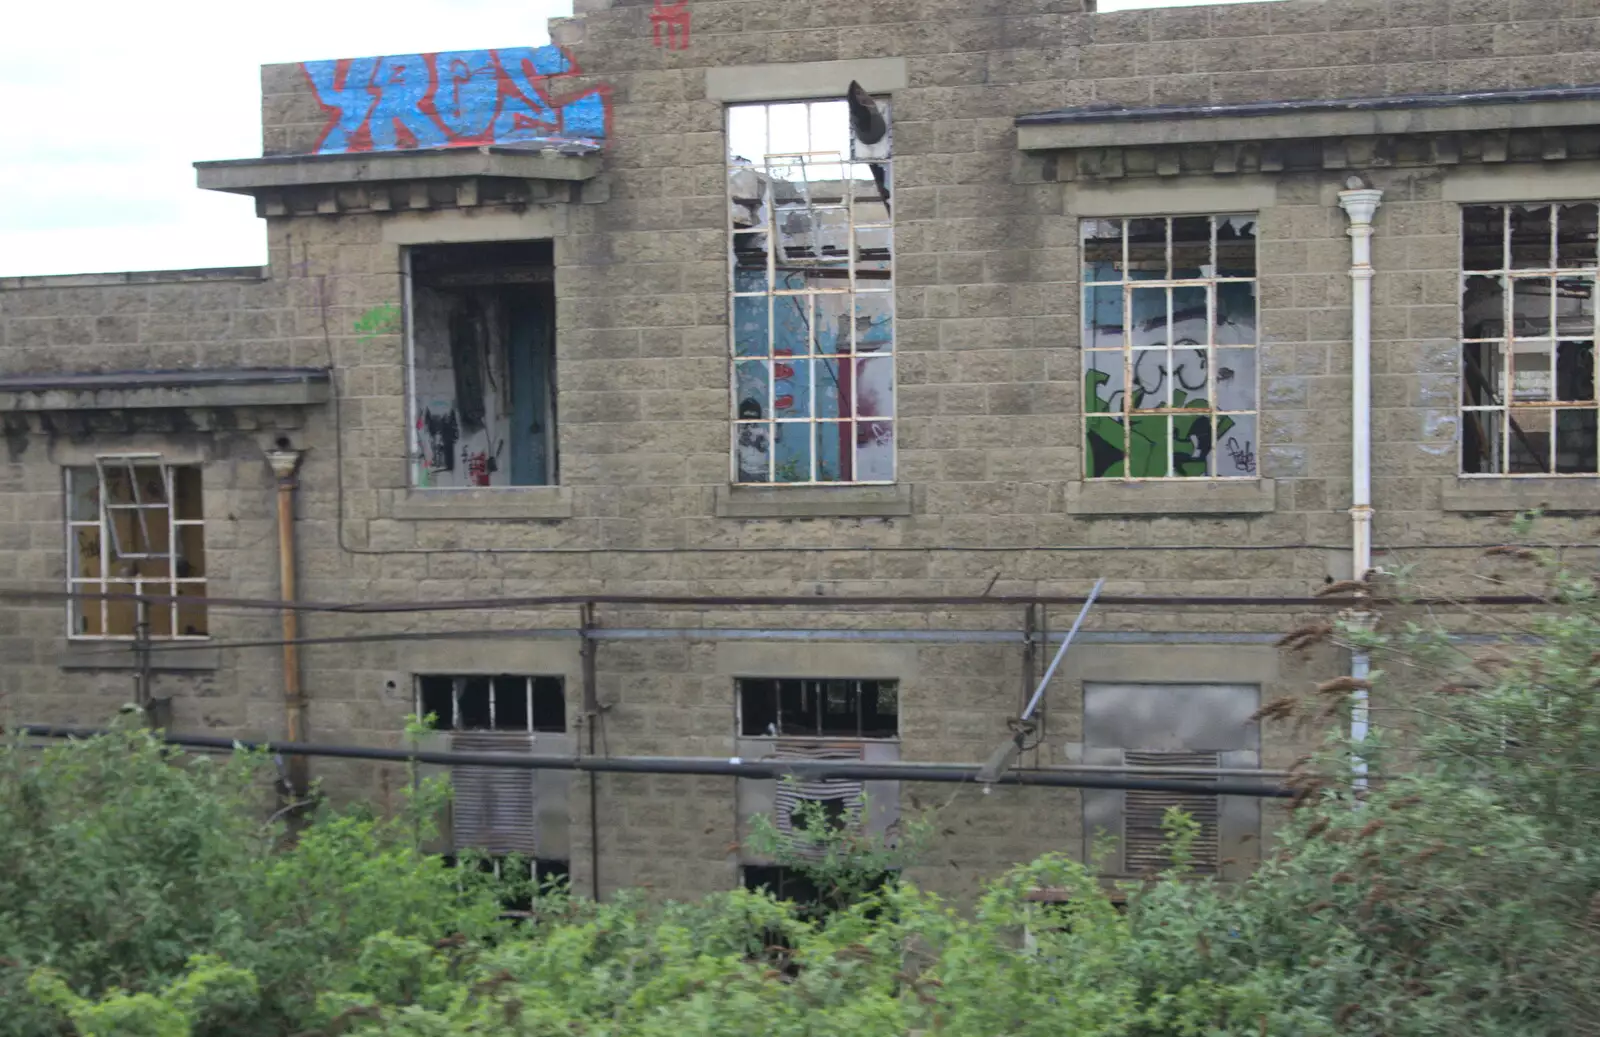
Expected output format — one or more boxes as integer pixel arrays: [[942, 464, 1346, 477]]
[[1460, 203, 1599, 476], [737, 678, 898, 739], [1081, 215, 1259, 479], [725, 91, 894, 485], [65, 459, 206, 639]]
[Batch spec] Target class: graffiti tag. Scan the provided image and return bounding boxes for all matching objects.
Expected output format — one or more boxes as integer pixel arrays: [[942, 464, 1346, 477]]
[[354, 303, 402, 341], [651, 0, 691, 50], [301, 45, 610, 155]]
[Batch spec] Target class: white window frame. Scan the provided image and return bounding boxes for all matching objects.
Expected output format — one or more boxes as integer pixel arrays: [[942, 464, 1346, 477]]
[[1459, 202, 1599, 477], [726, 97, 896, 486], [1081, 214, 1260, 481], [64, 456, 206, 641]]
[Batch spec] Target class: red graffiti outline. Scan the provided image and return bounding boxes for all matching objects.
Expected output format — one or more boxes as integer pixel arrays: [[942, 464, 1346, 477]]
[[650, 0, 691, 50], [302, 46, 612, 155]]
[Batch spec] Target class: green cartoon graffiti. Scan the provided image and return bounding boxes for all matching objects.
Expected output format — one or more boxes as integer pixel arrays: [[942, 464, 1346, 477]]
[[1084, 361, 1233, 479]]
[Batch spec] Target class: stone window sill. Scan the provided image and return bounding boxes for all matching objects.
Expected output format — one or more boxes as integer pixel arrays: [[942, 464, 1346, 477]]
[[392, 487, 574, 521], [60, 643, 220, 672], [1439, 477, 1600, 514], [714, 483, 914, 519], [1065, 479, 1276, 516]]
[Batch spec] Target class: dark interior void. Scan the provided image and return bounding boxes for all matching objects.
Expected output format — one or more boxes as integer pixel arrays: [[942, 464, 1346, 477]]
[[409, 241, 557, 488], [742, 865, 892, 924], [419, 675, 566, 732], [737, 679, 898, 738]]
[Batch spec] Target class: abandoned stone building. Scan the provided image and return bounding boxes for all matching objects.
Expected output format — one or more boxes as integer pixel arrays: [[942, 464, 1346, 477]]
[[3, 0, 1599, 901]]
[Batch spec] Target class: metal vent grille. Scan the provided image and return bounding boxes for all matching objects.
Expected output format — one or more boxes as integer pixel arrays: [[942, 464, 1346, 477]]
[[449, 731, 537, 856], [773, 740, 865, 860], [1123, 750, 1220, 875]]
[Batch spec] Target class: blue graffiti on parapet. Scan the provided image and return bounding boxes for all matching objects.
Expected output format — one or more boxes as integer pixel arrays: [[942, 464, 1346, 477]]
[[301, 46, 610, 155]]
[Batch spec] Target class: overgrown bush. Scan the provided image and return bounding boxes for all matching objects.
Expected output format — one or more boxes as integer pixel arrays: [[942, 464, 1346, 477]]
[[5, 534, 1598, 1034]]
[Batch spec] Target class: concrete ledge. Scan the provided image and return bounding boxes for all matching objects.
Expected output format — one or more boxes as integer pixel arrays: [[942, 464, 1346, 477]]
[[0, 267, 265, 291], [0, 368, 330, 412], [393, 486, 574, 521], [1440, 477, 1600, 514], [60, 644, 220, 672], [705, 57, 907, 102], [196, 147, 601, 194], [1018, 88, 1600, 152], [714, 483, 914, 519], [1065, 479, 1276, 516]]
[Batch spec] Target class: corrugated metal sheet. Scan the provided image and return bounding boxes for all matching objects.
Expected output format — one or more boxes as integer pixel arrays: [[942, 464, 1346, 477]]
[[449, 731, 538, 856], [1123, 750, 1220, 875]]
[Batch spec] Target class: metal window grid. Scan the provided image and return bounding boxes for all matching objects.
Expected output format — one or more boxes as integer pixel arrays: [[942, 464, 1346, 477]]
[[1081, 215, 1260, 480], [1459, 202, 1599, 476], [735, 677, 900, 740], [64, 458, 206, 641], [419, 675, 539, 733], [727, 99, 895, 486]]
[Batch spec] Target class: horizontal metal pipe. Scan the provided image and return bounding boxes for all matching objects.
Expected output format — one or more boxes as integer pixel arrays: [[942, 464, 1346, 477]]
[[0, 585, 1548, 615], [16, 725, 1295, 798]]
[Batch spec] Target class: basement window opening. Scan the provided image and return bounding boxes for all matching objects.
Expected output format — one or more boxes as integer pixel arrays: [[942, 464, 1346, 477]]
[[1081, 215, 1259, 480], [406, 240, 558, 489], [418, 674, 566, 733], [737, 678, 898, 739], [1460, 202, 1599, 476], [65, 459, 206, 640], [726, 91, 895, 485], [443, 854, 570, 912]]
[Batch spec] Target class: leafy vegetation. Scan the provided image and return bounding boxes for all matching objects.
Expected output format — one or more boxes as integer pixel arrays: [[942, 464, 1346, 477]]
[[3, 538, 1597, 1034]]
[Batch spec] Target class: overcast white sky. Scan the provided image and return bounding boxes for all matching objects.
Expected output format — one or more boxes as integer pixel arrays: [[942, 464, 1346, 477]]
[[0, 0, 1269, 278]]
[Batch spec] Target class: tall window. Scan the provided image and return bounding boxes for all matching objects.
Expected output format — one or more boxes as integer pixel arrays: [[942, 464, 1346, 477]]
[[1461, 203, 1598, 475], [1081, 215, 1259, 479], [726, 94, 895, 484], [65, 459, 206, 639]]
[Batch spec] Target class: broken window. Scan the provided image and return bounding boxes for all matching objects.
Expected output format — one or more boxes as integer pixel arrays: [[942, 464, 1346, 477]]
[[726, 90, 895, 484], [417, 674, 566, 732], [1082, 215, 1259, 479], [442, 854, 569, 913], [737, 678, 898, 738], [1460, 203, 1599, 475], [65, 459, 206, 639], [406, 241, 558, 488]]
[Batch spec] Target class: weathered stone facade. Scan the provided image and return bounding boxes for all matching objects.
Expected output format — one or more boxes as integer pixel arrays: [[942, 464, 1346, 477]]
[[3, 0, 1598, 900]]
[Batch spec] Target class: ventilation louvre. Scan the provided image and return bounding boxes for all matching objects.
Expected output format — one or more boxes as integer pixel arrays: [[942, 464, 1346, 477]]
[[1123, 750, 1221, 875], [772, 740, 865, 860], [449, 731, 538, 856]]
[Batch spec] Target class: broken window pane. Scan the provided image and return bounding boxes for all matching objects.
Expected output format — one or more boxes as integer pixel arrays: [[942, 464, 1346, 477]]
[[1083, 219, 1123, 282], [740, 679, 897, 738], [1511, 205, 1553, 269], [735, 361, 770, 419], [1127, 218, 1166, 280], [728, 96, 893, 485], [1215, 281, 1256, 345], [1558, 203, 1599, 268], [1462, 342, 1505, 406], [1461, 410, 1504, 474], [733, 232, 770, 294], [1462, 276, 1504, 338], [1216, 215, 1258, 278], [532, 677, 566, 733], [1511, 279, 1553, 338], [1556, 409, 1598, 473], [1512, 341, 1554, 402], [1509, 409, 1553, 473], [408, 241, 557, 488], [1171, 285, 1206, 346], [1463, 205, 1505, 272], [1557, 341, 1595, 401], [1171, 216, 1210, 280]]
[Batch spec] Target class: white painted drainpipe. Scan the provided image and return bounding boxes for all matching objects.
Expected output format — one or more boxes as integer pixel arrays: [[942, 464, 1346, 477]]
[[1338, 182, 1383, 788]]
